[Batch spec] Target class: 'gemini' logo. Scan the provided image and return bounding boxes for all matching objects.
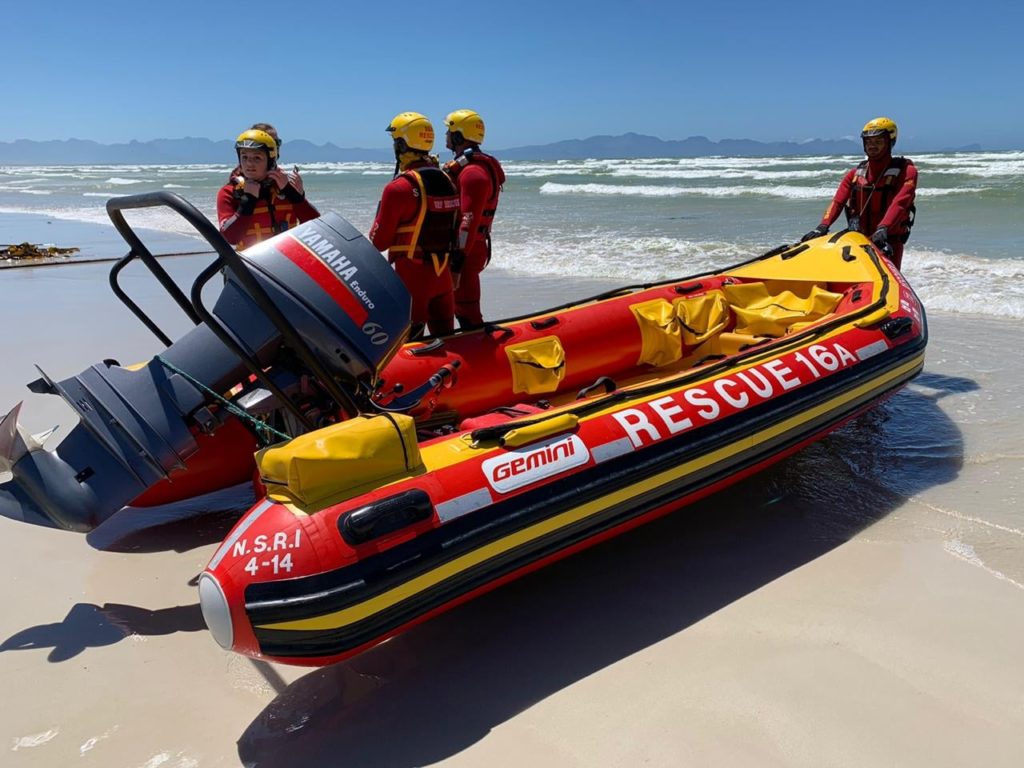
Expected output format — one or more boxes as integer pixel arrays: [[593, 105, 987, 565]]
[[483, 434, 590, 494]]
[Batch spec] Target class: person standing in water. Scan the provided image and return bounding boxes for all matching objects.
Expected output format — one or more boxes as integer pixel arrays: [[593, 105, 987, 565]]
[[217, 128, 319, 251], [442, 109, 506, 329], [801, 117, 917, 269], [369, 112, 460, 339]]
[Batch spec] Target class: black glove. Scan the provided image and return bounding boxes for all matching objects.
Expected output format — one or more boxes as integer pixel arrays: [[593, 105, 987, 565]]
[[871, 227, 889, 248], [450, 250, 466, 274], [281, 183, 305, 203], [237, 192, 258, 216], [801, 225, 828, 242]]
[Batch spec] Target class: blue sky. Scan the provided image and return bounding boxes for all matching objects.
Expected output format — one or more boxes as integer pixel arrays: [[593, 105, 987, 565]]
[[5, 0, 1022, 149]]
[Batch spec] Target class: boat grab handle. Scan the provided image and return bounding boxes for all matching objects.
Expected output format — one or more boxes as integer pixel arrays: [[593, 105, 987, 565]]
[[408, 338, 445, 356], [483, 323, 515, 340], [576, 376, 616, 400], [530, 316, 560, 330]]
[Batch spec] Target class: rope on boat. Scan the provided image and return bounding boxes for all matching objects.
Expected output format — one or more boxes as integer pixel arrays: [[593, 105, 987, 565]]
[[155, 354, 292, 445]]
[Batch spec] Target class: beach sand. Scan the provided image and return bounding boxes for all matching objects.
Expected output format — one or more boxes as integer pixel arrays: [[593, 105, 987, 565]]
[[1, 210, 208, 267], [1, 242, 1023, 767]]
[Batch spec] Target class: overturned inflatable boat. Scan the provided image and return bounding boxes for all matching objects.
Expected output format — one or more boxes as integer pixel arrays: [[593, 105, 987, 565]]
[[0, 193, 925, 666]]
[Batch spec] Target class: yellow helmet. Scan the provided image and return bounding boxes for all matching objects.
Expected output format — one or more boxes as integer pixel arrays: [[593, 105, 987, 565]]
[[250, 122, 282, 150], [235, 129, 279, 166], [386, 112, 434, 152], [445, 109, 485, 144], [861, 117, 898, 145]]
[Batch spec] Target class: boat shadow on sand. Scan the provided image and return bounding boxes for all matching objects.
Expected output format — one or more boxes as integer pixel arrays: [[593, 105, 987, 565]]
[[0, 374, 977, 739], [84, 486, 256, 554], [234, 371, 975, 768]]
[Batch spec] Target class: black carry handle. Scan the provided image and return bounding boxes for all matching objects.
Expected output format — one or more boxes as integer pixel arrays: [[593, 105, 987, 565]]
[[106, 192, 217, 344], [576, 376, 616, 400], [106, 191, 360, 418], [372, 360, 462, 413]]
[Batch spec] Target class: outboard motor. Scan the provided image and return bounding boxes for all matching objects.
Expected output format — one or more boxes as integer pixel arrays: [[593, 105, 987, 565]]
[[0, 192, 411, 532]]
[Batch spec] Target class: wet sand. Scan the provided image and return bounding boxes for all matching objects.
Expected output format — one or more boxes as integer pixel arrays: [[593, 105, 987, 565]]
[[2, 251, 1023, 767], [1, 210, 207, 267]]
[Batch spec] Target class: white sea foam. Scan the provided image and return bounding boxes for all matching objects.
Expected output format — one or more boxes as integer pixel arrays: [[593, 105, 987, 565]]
[[3, 151, 1022, 321], [944, 539, 1024, 590], [280, 161, 394, 177], [139, 752, 199, 768], [0, 203, 212, 238], [491, 236, 1024, 321], [491, 234, 753, 282], [903, 248, 1024, 319], [921, 150, 1024, 165], [539, 181, 991, 199], [505, 167, 596, 178], [608, 168, 838, 181], [510, 152, 1024, 186], [79, 726, 119, 756], [11, 728, 59, 750], [9, 171, 90, 179], [916, 187, 988, 197], [539, 182, 836, 199], [919, 161, 1024, 177], [509, 156, 854, 176]]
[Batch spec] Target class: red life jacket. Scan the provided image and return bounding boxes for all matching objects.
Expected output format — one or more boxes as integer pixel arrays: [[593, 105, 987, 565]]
[[845, 157, 916, 239], [445, 148, 505, 237], [389, 167, 460, 268], [227, 179, 313, 250]]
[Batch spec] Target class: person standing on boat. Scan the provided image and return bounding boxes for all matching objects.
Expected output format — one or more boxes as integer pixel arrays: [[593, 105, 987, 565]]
[[801, 117, 917, 269], [442, 109, 506, 329], [369, 112, 460, 339], [217, 128, 319, 251]]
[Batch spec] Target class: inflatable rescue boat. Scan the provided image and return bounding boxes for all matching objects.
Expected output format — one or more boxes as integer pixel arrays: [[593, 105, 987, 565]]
[[199, 219, 925, 665], [0, 194, 925, 667]]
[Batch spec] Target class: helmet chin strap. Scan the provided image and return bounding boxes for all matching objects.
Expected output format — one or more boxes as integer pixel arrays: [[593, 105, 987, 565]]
[[395, 149, 428, 174]]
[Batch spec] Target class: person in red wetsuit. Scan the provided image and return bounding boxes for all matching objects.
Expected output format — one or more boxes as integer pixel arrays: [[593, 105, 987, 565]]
[[217, 128, 319, 251], [442, 109, 506, 329], [801, 117, 917, 269], [369, 112, 460, 339]]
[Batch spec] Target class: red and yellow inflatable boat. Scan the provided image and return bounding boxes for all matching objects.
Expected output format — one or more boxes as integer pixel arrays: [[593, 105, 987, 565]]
[[198, 230, 927, 666]]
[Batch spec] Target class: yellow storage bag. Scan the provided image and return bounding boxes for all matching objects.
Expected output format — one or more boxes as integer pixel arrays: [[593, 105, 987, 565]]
[[631, 298, 682, 367], [506, 336, 566, 394], [674, 291, 730, 345], [256, 414, 423, 506], [723, 282, 842, 337], [499, 414, 580, 448], [687, 331, 769, 361]]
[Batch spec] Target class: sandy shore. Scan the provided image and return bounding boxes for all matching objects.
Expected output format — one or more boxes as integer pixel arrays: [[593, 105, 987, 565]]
[[1, 210, 208, 267], [2, 253, 1023, 767]]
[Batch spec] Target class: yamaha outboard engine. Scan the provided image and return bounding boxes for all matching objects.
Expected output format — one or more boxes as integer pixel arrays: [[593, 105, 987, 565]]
[[0, 192, 411, 532]]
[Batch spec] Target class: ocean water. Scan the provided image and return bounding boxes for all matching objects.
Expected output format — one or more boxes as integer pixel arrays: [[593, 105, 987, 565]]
[[1, 151, 1022, 319]]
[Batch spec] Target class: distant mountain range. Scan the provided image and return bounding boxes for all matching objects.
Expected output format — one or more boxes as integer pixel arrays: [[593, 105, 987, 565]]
[[0, 133, 987, 165]]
